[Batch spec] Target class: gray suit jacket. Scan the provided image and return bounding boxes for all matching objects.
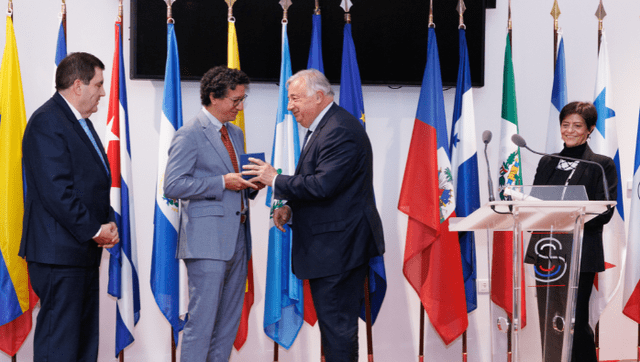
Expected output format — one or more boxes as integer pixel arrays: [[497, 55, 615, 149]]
[[163, 110, 252, 261]]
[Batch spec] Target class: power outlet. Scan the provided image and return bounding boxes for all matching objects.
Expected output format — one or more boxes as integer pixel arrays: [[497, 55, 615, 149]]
[[477, 279, 490, 294]]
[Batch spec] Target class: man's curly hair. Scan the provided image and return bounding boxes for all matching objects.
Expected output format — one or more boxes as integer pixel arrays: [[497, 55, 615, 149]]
[[200, 66, 249, 106]]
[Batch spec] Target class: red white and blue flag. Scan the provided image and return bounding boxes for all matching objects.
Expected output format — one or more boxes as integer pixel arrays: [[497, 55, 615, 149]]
[[398, 27, 468, 345], [105, 20, 140, 357], [450, 27, 479, 313], [623, 110, 640, 323], [545, 32, 567, 154]]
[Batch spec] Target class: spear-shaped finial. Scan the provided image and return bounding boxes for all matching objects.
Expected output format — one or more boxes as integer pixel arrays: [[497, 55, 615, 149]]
[[165, 0, 176, 24], [117, 0, 123, 22], [428, 0, 434, 28], [508, 0, 512, 31], [550, 0, 560, 31], [457, 0, 466, 29], [7, 0, 13, 16], [314, 0, 320, 15], [340, 0, 352, 24], [595, 0, 606, 31], [225, 0, 237, 22], [280, 0, 292, 23]]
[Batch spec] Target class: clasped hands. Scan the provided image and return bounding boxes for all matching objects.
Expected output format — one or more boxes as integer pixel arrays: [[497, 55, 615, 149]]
[[94, 221, 119, 249]]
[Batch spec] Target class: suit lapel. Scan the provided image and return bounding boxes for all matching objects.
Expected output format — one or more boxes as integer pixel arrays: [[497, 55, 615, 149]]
[[198, 111, 235, 173], [53, 93, 110, 180], [295, 103, 337, 174]]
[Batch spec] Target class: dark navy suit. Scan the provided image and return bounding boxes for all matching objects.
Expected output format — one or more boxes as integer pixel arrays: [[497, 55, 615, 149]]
[[274, 103, 384, 361], [20, 92, 113, 362]]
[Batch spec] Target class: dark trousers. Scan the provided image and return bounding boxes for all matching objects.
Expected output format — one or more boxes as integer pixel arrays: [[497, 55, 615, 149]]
[[309, 263, 368, 362], [28, 262, 99, 362], [571, 272, 597, 362]]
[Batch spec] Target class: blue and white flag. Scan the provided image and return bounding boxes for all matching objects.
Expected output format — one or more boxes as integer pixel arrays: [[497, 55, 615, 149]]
[[150, 23, 187, 344], [339, 22, 387, 324], [589, 30, 626, 329], [546, 32, 568, 154], [263, 22, 304, 350], [52, 16, 66, 91], [105, 21, 140, 356], [450, 27, 479, 313]]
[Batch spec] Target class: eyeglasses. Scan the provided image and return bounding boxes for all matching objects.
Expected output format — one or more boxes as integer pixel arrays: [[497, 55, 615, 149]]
[[227, 94, 248, 107]]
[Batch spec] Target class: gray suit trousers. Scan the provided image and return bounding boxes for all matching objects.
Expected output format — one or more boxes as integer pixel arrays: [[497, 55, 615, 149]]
[[180, 228, 247, 362]]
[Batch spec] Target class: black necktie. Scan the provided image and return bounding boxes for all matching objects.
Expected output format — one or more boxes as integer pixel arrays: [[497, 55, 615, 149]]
[[302, 130, 312, 149]]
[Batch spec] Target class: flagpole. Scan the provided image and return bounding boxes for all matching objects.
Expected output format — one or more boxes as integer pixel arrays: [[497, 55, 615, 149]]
[[116, 1, 126, 358], [550, 0, 560, 67], [419, 303, 425, 362], [61, 0, 67, 39], [506, 2, 514, 361]]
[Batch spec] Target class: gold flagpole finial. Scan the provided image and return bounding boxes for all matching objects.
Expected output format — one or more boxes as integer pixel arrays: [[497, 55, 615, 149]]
[[507, 0, 512, 31], [550, 0, 560, 31], [117, 0, 123, 22], [61, 0, 66, 16], [340, 0, 352, 24], [595, 0, 606, 30], [225, 0, 237, 22], [428, 0, 435, 28], [457, 0, 466, 29], [280, 0, 292, 23], [7, 0, 13, 16], [165, 0, 176, 24], [314, 0, 320, 15]]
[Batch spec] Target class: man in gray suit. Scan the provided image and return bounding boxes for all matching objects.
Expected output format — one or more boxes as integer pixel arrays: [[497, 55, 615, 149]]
[[164, 66, 262, 361]]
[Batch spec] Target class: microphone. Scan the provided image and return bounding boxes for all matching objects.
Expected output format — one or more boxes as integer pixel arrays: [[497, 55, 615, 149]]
[[482, 130, 496, 202], [511, 134, 610, 201]]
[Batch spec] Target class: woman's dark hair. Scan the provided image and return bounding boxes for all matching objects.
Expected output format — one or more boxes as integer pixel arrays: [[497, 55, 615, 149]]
[[55, 52, 105, 91], [200, 66, 249, 106], [559, 101, 598, 129]]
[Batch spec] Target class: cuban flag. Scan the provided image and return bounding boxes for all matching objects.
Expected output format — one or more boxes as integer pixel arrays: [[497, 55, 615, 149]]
[[105, 20, 140, 357], [623, 111, 640, 323], [398, 27, 468, 345], [263, 22, 304, 349], [545, 32, 567, 154], [150, 22, 187, 344], [450, 27, 479, 313], [339, 20, 387, 324], [589, 30, 626, 329]]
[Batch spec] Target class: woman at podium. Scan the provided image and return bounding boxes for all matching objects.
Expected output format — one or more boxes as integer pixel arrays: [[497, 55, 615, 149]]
[[527, 101, 617, 362]]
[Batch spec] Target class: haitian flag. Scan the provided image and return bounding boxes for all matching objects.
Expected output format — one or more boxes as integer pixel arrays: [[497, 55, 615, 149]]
[[263, 22, 304, 349], [339, 22, 387, 324], [105, 20, 141, 357], [398, 27, 468, 345], [150, 22, 187, 344], [450, 27, 479, 313]]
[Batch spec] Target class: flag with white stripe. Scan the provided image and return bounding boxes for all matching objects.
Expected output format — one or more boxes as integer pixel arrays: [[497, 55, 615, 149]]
[[623, 110, 640, 323], [589, 30, 626, 329]]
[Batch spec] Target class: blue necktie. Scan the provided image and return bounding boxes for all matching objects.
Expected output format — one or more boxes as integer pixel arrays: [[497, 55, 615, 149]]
[[302, 129, 312, 150], [78, 118, 108, 173]]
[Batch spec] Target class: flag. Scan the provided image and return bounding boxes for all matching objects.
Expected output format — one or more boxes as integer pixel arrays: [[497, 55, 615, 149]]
[[450, 27, 479, 313], [545, 32, 567, 154], [398, 27, 468, 345], [150, 22, 186, 344], [52, 14, 66, 91], [0, 15, 38, 357], [490, 32, 526, 327], [105, 20, 141, 357], [589, 30, 626, 329], [339, 22, 387, 324], [263, 22, 304, 349], [623, 110, 640, 323], [307, 12, 324, 73], [227, 19, 256, 350]]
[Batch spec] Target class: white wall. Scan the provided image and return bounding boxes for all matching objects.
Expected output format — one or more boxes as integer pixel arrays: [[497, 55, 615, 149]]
[[2, 0, 639, 361]]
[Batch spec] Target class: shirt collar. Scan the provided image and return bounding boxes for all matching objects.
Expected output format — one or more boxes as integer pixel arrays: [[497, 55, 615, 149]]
[[306, 102, 333, 134], [202, 105, 225, 132], [60, 92, 84, 121]]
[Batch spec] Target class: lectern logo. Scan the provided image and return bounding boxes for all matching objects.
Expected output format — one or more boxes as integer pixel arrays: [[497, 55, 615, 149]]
[[532, 236, 567, 283]]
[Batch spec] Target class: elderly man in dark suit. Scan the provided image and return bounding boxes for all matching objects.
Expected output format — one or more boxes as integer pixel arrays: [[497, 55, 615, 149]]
[[245, 69, 385, 362], [20, 52, 119, 362], [163, 66, 263, 361]]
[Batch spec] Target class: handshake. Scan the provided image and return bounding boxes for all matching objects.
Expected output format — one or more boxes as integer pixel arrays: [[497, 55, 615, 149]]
[[94, 221, 120, 248]]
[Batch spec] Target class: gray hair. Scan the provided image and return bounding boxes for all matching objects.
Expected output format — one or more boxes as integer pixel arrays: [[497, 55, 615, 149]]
[[287, 69, 335, 97]]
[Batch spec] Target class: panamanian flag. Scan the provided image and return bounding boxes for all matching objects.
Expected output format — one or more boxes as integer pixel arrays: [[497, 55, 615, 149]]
[[150, 22, 187, 344], [105, 20, 140, 357], [263, 21, 304, 349], [450, 27, 479, 313], [589, 30, 626, 329], [545, 31, 567, 154]]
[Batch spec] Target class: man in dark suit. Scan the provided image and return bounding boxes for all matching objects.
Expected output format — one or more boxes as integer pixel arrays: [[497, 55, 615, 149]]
[[20, 52, 119, 362], [245, 69, 384, 362], [163, 66, 262, 361]]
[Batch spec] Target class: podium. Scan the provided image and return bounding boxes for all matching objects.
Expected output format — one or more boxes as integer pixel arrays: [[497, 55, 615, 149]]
[[450, 185, 615, 362]]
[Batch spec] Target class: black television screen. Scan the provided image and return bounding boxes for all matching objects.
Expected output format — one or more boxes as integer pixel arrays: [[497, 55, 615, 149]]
[[131, 0, 486, 87]]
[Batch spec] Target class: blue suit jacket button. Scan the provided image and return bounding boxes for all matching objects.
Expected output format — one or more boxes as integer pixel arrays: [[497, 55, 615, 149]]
[[236, 211, 240, 215]]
